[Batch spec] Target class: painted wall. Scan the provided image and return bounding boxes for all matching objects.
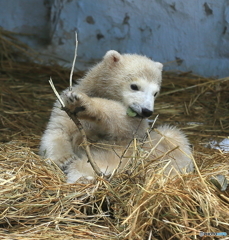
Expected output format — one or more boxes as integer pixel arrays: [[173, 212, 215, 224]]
[[1, 0, 229, 77]]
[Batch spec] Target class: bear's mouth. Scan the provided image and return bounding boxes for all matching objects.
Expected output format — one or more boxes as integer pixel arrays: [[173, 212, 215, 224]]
[[133, 110, 144, 118], [129, 107, 154, 119]]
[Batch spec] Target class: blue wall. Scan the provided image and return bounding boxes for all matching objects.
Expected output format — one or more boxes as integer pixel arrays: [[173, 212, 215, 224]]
[[1, 0, 229, 77]]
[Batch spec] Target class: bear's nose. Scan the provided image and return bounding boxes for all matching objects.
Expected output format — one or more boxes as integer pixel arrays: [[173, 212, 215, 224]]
[[141, 108, 153, 118]]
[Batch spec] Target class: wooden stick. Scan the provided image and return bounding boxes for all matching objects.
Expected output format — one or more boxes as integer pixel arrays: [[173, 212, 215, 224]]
[[49, 32, 102, 177], [49, 78, 65, 107], [69, 32, 78, 91], [48, 78, 103, 177]]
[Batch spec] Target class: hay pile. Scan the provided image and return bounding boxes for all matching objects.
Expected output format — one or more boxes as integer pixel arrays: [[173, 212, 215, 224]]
[[0, 28, 229, 239], [0, 142, 229, 239]]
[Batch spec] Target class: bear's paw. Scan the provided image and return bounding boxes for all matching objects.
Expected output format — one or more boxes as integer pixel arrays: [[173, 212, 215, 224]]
[[62, 91, 88, 114]]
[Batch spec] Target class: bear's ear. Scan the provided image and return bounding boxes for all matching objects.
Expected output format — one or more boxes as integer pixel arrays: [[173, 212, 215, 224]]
[[155, 62, 163, 71], [104, 50, 122, 64]]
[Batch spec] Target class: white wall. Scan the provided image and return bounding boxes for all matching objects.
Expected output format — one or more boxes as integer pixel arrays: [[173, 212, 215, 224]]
[[1, 0, 229, 77]]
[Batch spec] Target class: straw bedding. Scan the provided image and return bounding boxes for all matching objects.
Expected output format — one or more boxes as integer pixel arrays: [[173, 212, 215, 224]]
[[0, 28, 229, 239]]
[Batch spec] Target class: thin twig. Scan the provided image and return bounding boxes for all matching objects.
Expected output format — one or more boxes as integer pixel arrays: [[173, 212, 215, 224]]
[[69, 32, 78, 91], [49, 78, 65, 107], [48, 78, 102, 177]]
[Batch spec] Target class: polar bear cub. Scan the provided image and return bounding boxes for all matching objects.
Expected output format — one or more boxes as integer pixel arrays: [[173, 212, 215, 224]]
[[39, 50, 193, 183]]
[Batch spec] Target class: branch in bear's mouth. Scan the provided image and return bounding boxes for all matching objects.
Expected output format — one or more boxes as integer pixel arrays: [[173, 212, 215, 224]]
[[48, 77, 103, 178]]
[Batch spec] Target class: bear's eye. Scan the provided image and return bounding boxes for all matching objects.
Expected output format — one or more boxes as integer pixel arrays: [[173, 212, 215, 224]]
[[154, 92, 158, 97], [130, 84, 139, 91]]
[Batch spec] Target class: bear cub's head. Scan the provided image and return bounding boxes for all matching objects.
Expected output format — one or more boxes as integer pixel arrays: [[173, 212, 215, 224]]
[[84, 50, 163, 118]]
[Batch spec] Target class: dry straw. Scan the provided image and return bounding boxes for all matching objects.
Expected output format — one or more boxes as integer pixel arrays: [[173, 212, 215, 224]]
[[0, 28, 229, 239]]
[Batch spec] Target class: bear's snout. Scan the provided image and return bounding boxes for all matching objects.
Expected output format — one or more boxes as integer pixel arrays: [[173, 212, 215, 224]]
[[141, 108, 153, 118]]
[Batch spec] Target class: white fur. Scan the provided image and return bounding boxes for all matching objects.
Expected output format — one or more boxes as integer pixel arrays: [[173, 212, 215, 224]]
[[39, 50, 193, 183]]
